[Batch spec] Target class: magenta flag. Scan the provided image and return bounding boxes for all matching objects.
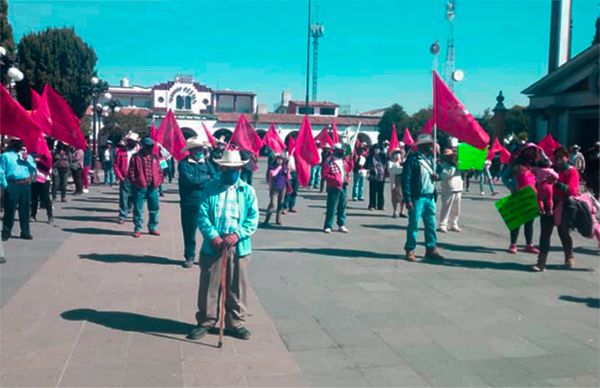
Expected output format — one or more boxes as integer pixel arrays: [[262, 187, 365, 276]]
[[43, 85, 86, 149], [262, 123, 285, 154], [487, 137, 511, 164], [30, 88, 53, 136], [230, 114, 263, 156], [331, 120, 340, 144], [287, 135, 295, 154], [156, 110, 188, 161], [201, 122, 217, 148], [314, 127, 334, 148], [420, 119, 434, 135], [294, 116, 319, 187], [403, 128, 415, 146], [433, 71, 489, 150], [538, 134, 561, 157], [389, 124, 399, 151]]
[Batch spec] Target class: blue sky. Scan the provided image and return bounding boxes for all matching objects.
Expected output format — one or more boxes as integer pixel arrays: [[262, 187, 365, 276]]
[[10, 0, 599, 115]]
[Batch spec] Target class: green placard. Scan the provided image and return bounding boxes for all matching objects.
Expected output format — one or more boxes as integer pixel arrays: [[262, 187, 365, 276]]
[[457, 143, 487, 171], [495, 186, 540, 231]]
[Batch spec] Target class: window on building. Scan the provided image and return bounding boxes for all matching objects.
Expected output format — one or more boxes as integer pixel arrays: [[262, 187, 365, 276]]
[[176, 96, 184, 110], [298, 107, 314, 115], [320, 108, 336, 116], [185, 96, 192, 110]]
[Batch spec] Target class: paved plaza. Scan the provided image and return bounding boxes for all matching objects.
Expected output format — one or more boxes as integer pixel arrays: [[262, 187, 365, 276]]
[[0, 171, 598, 387]]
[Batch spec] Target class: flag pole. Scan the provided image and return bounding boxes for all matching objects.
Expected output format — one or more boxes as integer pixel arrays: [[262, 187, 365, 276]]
[[432, 70, 437, 168]]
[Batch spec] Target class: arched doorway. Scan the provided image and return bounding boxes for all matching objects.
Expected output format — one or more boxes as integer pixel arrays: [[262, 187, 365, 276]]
[[213, 128, 233, 143], [180, 127, 197, 140]]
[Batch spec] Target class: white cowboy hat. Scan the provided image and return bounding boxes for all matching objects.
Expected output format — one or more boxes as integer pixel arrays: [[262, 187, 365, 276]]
[[182, 136, 208, 152], [124, 132, 140, 142], [214, 149, 248, 167], [414, 133, 435, 146]]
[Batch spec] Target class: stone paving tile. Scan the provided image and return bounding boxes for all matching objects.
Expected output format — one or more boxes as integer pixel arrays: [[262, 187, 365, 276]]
[[58, 363, 127, 387]]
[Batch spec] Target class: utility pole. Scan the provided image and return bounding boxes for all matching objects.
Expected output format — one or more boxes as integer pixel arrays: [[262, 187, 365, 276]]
[[311, 7, 325, 102], [304, 0, 312, 112]]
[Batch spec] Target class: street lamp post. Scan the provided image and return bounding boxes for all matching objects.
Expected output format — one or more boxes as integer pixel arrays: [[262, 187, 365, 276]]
[[0, 46, 24, 151]]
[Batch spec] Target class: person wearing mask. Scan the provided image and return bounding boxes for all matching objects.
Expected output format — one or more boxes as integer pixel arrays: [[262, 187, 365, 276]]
[[401, 134, 444, 262], [52, 145, 70, 203], [263, 154, 289, 226], [114, 134, 139, 224], [178, 137, 217, 268], [352, 143, 368, 202], [1, 139, 37, 241], [437, 149, 463, 232], [387, 146, 405, 218], [366, 145, 386, 211], [71, 147, 84, 195], [322, 143, 352, 233], [102, 141, 116, 186], [82, 141, 92, 193], [533, 146, 580, 271], [31, 153, 53, 224], [128, 137, 163, 238], [187, 149, 259, 341]]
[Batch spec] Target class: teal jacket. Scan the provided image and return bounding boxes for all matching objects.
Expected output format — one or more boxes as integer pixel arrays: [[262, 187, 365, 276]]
[[198, 179, 259, 257]]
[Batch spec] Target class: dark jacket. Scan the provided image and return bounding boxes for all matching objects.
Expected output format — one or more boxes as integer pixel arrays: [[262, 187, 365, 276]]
[[401, 151, 436, 204], [128, 151, 163, 189], [178, 157, 217, 204]]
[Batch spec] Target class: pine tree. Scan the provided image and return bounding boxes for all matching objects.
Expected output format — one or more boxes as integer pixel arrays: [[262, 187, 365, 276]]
[[15, 27, 97, 117]]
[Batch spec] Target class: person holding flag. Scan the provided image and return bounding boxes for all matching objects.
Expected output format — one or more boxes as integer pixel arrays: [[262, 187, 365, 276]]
[[322, 143, 351, 233], [401, 134, 444, 261], [352, 143, 368, 201]]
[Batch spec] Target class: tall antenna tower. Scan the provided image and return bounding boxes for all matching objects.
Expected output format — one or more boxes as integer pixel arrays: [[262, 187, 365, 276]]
[[444, 0, 456, 90], [311, 8, 325, 102]]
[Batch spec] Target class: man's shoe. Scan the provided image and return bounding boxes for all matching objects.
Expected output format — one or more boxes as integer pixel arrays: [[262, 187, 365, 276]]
[[186, 326, 209, 340], [524, 244, 540, 254], [48, 217, 54, 225], [531, 264, 545, 272], [507, 244, 518, 254], [338, 226, 349, 233], [61, 199, 67, 203], [132, 231, 141, 238], [289, 209, 298, 213], [20, 234, 33, 240], [159, 193, 165, 197], [31, 216, 37, 222], [117, 219, 125, 225], [405, 250, 417, 262], [480, 192, 485, 196], [324, 228, 332, 234], [1, 234, 9, 242], [449, 226, 461, 232], [0, 257, 5, 264], [439, 226, 448, 233], [564, 256, 575, 269], [425, 248, 444, 261], [226, 327, 251, 340], [281, 210, 287, 215], [182, 259, 194, 268], [149, 230, 160, 236], [399, 213, 407, 218]]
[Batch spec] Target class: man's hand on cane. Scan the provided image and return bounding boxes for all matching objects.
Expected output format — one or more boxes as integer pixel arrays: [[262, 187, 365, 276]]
[[210, 236, 224, 252], [222, 233, 239, 249]]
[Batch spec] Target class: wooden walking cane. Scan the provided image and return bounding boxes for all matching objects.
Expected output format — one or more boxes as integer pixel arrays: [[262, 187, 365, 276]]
[[217, 247, 229, 349]]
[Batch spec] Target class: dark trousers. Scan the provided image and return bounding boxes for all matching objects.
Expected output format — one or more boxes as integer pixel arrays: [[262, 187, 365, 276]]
[[52, 169, 68, 200], [2, 182, 31, 237], [284, 172, 298, 210], [510, 220, 534, 245], [180, 201, 200, 260], [31, 182, 53, 220], [241, 169, 253, 185], [369, 180, 385, 209], [72, 168, 83, 194], [324, 186, 347, 229], [539, 214, 573, 258], [132, 186, 159, 232]]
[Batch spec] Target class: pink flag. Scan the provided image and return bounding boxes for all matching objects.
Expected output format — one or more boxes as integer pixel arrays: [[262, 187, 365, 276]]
[[30, 88, 52, 136], [331, 119, 340, 144], [487, 137, 511, 164], [230, 114, 263, 156], [314, 127, 334, 148], [538, 134, 561, 157], [389, 124, 399, 152], [156, 110, 188, 161], [43, 84, 86, 149], [402, 128, 415, 146], [287, 135, 295, 154], [262, 123, 285, 154], [201, 122, 217, 148], [420, 119, 434, 135], [149, 122, 160, 155], [433, 71, 489, 150], [294, 116, 319, 187]]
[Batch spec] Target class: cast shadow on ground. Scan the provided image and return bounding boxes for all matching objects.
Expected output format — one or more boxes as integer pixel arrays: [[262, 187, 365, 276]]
[[418, 256, 594, 272], [258, 224, 323, 233], [437, 241, 507, 254], [462, 196, 499, 202], [558, 295, 600, 308], [56, 215, 116, 223], [346, 212, 397, 219], [256, 247, 399, 260], [299, 194, 327, 201], [80, 253, 182, 266], [62, 227, 131, 236], [74, 197, 118, 204], [63, 206, 115, 213], [361, 223, 408, 231], [573, 246, 599, 255], [60, 309, 216, 348]]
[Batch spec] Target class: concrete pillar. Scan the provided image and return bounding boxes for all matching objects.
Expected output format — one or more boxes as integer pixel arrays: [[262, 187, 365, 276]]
[[492, 91, 507, 140]]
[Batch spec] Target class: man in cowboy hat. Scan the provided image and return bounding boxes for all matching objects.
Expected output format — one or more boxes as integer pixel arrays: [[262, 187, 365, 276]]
[[188, 149, 259, 341], [178, 136, 217, 268], [128, 137, 163, 238], [209, 136, 227, 175], [115, 133, 140, 224], [401, 133, 444, 261], [322, 143, 351, 233]]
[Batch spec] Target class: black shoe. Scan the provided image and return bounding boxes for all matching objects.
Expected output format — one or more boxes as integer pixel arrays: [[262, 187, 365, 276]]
[[1, 234, 9, 242], [20, 234, 33, 240], [61, 199, 67, 203], [48, 217, 54, 225], [0, 257, 5, 264], [159, 193, 165, 197], [186, 326, 209, 340], [182, 259, 194, 268], [226, 327, 251, 340], [31, 216, 37, 222]]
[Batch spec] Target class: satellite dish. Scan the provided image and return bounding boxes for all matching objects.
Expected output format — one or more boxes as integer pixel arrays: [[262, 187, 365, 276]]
[[452, 70, 465, 82]]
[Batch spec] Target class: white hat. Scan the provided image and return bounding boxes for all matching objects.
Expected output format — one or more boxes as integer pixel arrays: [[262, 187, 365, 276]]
[[182, 136, 208, 152], [333, 143, 343, 150], [414, 133, 435, 146], [124, 132, 140, 142], [214, 149, 249, 167]]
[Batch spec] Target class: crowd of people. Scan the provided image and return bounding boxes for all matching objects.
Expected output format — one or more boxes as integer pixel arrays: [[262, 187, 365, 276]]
[[0, 129, 599, 341]]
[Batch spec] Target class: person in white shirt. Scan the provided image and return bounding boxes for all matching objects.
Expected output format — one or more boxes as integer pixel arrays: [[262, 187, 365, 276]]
[[437, 148, 463, 233], [387, 145, 406, 218]]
